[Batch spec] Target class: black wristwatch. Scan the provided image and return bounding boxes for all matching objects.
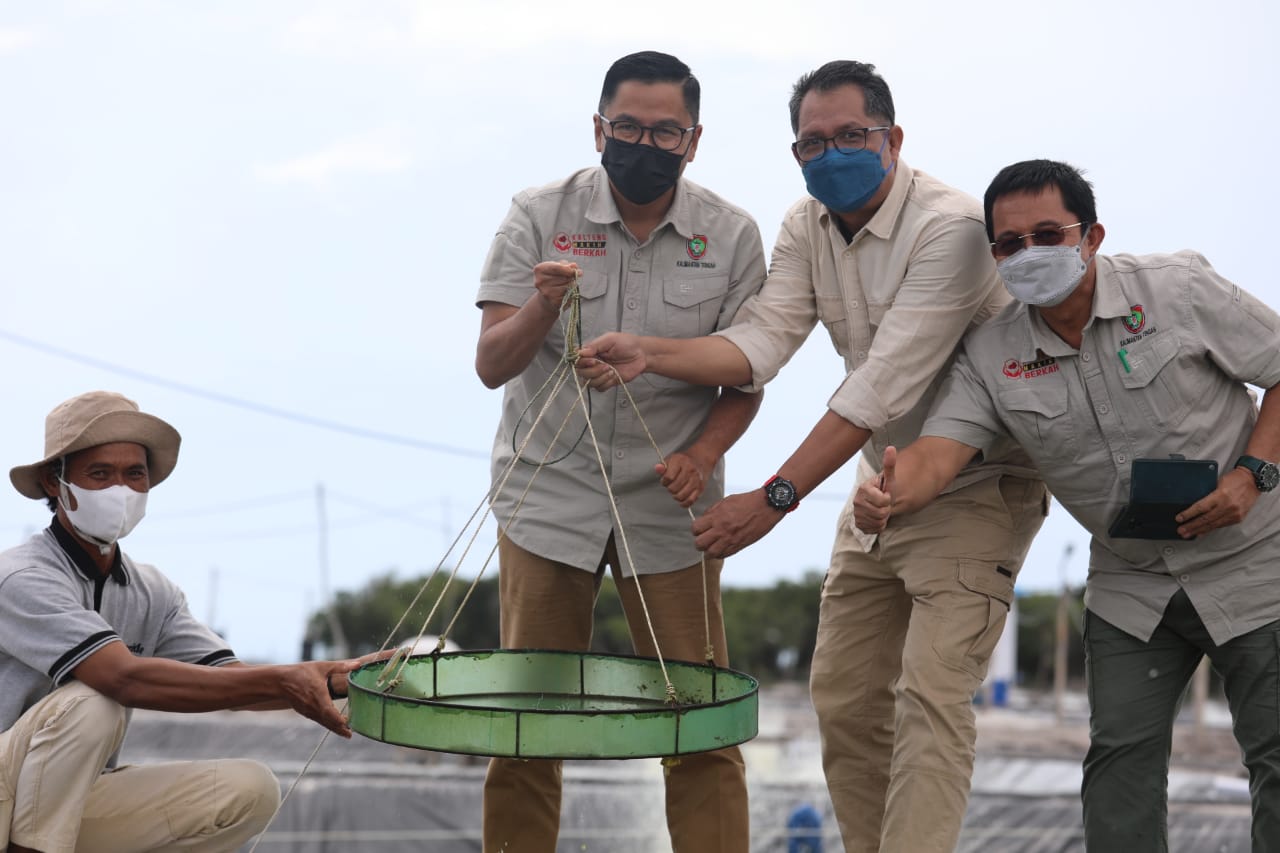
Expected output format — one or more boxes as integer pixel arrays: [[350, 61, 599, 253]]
[[1235, 455, 1280, 493], [763, 475, 801, 513]]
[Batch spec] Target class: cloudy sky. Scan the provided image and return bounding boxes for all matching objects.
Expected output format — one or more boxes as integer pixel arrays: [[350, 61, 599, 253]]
[[1, 1, 1276, 662]]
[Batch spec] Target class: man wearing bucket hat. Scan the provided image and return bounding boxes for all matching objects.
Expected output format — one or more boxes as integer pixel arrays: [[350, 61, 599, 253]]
[[0, 391, 374, 853]]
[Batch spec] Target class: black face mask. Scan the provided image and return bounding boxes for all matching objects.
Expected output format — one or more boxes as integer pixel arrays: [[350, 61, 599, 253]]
[[600, 137, 685, 205]]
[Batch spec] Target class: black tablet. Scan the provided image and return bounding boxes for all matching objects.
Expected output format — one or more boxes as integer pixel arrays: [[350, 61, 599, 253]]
[[1107, 457, 1219, 540]]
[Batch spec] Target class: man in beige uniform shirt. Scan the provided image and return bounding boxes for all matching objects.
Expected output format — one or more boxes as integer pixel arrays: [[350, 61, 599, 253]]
[[474, 52, 766, 852], [578, 60, 1046, 853], [856, 159, 1280, 851]]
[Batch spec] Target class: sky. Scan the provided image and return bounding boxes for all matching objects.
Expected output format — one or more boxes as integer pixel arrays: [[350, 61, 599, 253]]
[[1, 1, 1276, 663]]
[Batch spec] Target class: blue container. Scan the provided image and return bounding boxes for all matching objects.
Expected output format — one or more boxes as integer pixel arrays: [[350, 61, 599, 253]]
[[787, 803, 822, 853]]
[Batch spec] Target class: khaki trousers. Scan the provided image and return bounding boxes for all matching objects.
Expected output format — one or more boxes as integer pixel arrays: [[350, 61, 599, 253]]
[[483, 534, 749, 853], [0, 681, 280, 853], [809, 475, 1046, 853]]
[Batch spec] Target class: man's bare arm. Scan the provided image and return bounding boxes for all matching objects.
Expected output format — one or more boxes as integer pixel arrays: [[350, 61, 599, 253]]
[[476, 261, 580, 388], [576, 333, 752, 388], [660, 388, 763, 507], [1176, 383, 1280, 537], [691, 409, 871, 557], [73, 641, 371, 737], [854, 438, 982, 533]]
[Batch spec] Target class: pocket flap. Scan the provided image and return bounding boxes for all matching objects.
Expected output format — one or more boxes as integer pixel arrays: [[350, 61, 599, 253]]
[[663, 274, 729, 308], [957, 558, 1015, 605], [1120, 332, 1178, 390], [998, 386, 1068, 419], [576, 269, 609, 300]]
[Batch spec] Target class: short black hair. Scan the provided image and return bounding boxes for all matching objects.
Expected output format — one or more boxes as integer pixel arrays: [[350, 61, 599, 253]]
[[789, 60, 895, 135], [983, 159, 1098, 242], [599, 51, 700, 124]]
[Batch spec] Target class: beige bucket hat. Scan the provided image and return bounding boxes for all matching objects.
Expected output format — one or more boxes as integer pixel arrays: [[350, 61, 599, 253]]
[[9, 391, 182, 500]]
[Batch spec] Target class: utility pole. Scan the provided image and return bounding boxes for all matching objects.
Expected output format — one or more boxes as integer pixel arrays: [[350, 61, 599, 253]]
[[207, 566, 220, 637], [316, 483, 348, 658], [1053, 542, 1075, 725]]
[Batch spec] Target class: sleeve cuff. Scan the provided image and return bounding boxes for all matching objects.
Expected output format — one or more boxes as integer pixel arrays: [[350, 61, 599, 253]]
[[827, 372, 886, 432], [710, 327, 771, 392]]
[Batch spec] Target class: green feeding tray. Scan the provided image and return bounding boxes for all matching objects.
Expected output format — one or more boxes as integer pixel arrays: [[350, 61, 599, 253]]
[[347, 649, 758, 759]]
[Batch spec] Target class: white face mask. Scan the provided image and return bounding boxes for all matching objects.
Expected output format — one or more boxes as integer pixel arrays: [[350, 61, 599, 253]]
[[58, 479, 148, 555], [997, 228, 1092, 307]]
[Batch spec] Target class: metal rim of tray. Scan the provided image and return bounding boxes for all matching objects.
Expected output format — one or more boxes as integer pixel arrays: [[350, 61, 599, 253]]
[[347, 649, 759, 760]]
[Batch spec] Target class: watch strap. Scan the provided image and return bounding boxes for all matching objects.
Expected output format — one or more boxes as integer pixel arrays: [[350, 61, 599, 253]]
[[763, 475, 801, 513]]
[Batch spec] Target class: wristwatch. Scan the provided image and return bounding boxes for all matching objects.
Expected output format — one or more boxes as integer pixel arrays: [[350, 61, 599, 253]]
[[1235, 455, 1280, 493], [763, 475, 801, 513]]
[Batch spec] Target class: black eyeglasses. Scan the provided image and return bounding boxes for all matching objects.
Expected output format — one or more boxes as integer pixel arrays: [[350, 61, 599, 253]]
[[791, 126, 891, 163], [990, 222, 1085, 259], [598, 114, 696, 151]]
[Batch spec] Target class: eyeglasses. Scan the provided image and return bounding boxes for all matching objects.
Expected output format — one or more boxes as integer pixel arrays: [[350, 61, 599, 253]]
[[990, 222, 1084, 258], [598, 114, 697, 151], [791, 127, 891, 163]]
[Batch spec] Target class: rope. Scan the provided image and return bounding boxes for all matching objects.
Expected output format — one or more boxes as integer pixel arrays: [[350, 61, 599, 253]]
[[603, 368, 716, 666], [250, 272, 725, 841]]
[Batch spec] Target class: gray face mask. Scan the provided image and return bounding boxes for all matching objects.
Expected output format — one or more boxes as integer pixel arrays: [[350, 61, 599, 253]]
[[997, 227, 1091, 307]]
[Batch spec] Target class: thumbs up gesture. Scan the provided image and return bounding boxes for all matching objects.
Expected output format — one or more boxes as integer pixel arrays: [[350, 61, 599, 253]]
[[854, 446, 897, 533]]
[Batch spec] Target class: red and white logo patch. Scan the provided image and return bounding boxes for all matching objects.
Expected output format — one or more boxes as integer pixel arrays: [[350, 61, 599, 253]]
[[1003, 358, 1023, 379], [552, 232, 572, 253]]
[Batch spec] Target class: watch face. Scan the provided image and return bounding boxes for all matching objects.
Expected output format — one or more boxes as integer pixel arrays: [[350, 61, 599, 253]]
[[765, 478, 797, 509], [1260, 463, 1280, 492]]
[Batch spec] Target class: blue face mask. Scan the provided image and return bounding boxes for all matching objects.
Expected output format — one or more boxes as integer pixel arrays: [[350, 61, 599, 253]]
[[802, 137, 892, 214]]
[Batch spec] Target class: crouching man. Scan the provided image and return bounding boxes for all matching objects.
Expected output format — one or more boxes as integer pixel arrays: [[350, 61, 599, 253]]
[[0, 391, 374, 853]]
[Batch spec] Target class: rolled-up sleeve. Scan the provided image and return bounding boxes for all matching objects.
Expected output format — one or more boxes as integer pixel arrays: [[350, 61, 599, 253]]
[[828, 215, 998, 432]]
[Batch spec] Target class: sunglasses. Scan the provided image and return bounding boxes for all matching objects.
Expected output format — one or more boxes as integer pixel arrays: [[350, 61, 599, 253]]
[[990, 222, 1083, 259]]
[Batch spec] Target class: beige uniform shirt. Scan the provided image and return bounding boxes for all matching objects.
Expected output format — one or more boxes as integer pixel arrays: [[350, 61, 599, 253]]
[[922, 251, 1280, 644], [717, 160, 1037, 495], [477, 167, 766, 574]]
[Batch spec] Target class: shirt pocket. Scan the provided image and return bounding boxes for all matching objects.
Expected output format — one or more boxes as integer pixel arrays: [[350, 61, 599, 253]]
[[661, 274, 729, 338], [1118, 331, 1193, 429], [997, 384, 1078, 462], [816, 294, 850, 354]]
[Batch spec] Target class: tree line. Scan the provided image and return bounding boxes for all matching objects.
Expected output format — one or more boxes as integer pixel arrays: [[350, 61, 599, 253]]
[[305, 569, 1090, 687]]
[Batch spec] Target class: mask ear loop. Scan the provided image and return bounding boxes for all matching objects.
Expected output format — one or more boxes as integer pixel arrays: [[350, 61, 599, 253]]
[[54, 458, 73, 513]]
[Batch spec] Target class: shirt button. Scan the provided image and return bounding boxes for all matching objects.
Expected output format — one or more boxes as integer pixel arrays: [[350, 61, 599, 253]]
[[626, 299, 637, 310], [851, 300, 860, 309], [633, 250, 642, 259], [615, 450, 625, 459], [856, 351, 867, 361], [620, 398, 630, 408], [1081, 352, 1092, 362], [1179, 574, 1190, 583], [1097, 404, 1109, 415], [1163, 546, 1175, 556], [1116, 454, 1127, 463]]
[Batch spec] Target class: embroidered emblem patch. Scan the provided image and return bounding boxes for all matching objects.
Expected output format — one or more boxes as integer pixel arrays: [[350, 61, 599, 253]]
[[553, 233, 607, 257], [1004, 355, 1060, 380], [1122, 304, 1145, 334], [686, 235, 707, 260]]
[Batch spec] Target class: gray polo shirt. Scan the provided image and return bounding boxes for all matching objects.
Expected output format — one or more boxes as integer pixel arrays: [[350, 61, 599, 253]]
[[0, 520, 236, 732], [922, 251, 1280, 644], [477, 166, 766, 574]]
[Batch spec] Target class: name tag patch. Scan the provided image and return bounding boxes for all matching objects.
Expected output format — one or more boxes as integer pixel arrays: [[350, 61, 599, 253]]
[[1003, 355, 1059, 380]]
